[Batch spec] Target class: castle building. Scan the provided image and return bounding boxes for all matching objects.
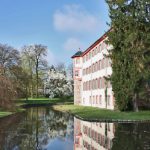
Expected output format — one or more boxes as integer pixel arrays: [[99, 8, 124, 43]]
[[72, 31, 114, 110]]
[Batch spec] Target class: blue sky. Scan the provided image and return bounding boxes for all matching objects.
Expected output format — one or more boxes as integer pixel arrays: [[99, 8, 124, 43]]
[[0, 0, 110, 65]]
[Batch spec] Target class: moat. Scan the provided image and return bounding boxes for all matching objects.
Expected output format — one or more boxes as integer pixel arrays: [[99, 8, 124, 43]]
[[0, 107, 149, 150]]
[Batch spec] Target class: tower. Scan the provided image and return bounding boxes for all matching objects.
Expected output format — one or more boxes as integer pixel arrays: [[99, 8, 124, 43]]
[[71, 51, 82, 105]]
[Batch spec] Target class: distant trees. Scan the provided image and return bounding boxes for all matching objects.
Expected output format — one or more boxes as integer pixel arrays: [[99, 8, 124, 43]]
[[0, 43, 48, 109], [21, 44, 48, 98], [106, 0, 150, 111]]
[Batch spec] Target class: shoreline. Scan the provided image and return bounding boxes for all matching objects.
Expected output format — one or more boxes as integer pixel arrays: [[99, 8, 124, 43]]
[[1, 100, 150, 122], [52, 104, 150, 123]]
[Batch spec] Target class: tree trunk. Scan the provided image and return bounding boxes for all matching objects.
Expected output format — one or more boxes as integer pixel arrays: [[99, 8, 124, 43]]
[[25, 83, 28, 101], [36, 61, 39, 98], [31, 72, 33, 98], [133, 93, 139, 112]]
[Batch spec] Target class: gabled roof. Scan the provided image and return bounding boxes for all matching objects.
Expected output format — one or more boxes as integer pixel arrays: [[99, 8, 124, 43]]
[[81, 29, 111, 57], [71, 51, 82, 58], [71, 29, 111, 59]]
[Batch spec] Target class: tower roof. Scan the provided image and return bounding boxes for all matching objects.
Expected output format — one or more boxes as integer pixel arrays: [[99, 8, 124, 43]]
[[71, 51, 82, 58]]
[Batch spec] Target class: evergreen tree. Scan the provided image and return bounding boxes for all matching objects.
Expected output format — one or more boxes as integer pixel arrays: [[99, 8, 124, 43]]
[[106, 0, 150, 111]]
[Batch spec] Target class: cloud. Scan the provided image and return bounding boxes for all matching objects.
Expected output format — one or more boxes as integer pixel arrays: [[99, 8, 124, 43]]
[[63, 37, 83, 51], [53, 4, 100, 33]]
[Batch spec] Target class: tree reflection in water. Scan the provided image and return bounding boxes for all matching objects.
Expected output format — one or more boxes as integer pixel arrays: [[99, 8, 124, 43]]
[[0, 107, 74, 150], [0, 108, 150, 150]]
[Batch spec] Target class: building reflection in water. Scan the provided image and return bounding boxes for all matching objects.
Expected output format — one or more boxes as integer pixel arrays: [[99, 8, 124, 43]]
[[74, 117, 115, 150]]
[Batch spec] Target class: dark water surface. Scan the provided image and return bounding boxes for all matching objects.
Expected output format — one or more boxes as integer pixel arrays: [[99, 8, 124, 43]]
[[0, 107, 149, 150]]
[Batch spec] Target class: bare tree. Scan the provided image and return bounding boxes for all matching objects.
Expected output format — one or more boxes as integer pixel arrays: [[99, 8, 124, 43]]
[[21, 44, 48, 98], [0, 44, 20, 75], [33, 45, 47, 97], [21, 46, 35, 98]]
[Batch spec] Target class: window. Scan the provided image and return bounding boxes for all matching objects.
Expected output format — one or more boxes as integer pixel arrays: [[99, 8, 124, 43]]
[[83, 56, 85, 62], [102, 78, 104, 88], [88, 52, 90, 60], [99, 60, 101, 70], [96, 79, 98, 89], [107, 95, 110, 106], [101, 59, 104, 69], [75, 70, 79, 77], [92, 80, 94, 89], [96, 95, 98, 104], [92, 64, 94, 73], [83, 82, 85, 91], [99, 78, 102, 89], [99, 44, 101, 52], [95, 47, 97, 54], [86, 82, 88, 91], [86, 54, 88, 61], [98, 61, 100, 70], [98, 78, 100, 89], [76, 58, 80, 64], [86, 68, 88, 74], [89, 66, 91, 74], [96, 62, 98, 71], [101, 42, 104, 51], [93, 96, 95, 104], [83, 69, 85, 75], [94, 63, 96, 72], [99, 95, 102, 104], [89, 96, 91, 104]]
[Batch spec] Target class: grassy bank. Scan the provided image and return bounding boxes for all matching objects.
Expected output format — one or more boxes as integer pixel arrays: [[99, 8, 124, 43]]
[[17, 97, 73, 106], [52, 104, 150, 121]]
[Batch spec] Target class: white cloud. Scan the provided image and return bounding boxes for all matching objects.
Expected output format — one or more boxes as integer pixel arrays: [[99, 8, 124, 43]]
[[63, 37, 83, 51], [53, 4, 100, 33]]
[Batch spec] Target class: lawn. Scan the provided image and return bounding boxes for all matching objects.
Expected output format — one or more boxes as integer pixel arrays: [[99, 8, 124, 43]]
[[18, 97, 73, 106], [52, 104, 150, 121]]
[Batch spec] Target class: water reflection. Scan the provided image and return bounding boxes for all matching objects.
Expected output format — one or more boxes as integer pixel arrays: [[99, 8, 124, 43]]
[[74, 118, 114, 150], [0, 107, 74, 150], [74, 118, 150, 150], [0, 107, 150, 150]]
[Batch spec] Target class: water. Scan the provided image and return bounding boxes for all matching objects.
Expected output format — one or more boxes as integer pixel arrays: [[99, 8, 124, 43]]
[[0, 107, 149, 150]]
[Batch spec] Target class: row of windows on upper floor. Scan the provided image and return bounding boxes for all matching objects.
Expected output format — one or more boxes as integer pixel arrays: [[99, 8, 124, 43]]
[[83, 77, 111, 91], [83, 41, 109, 63], [83, 57, 111, 76]]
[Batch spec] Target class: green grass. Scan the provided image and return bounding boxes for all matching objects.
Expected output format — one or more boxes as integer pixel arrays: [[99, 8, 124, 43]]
[[0, 111, 13, 118], [17, 97, 73, 105], [19, 97, 51, 101], [52, 104, 150, 121]]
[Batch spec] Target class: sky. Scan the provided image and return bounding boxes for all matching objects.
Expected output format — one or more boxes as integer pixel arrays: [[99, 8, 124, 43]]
[[0, 0, 110, 66]]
